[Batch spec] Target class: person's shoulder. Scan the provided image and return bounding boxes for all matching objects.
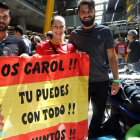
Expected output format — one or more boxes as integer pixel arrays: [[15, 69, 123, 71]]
[[7, 34, 25, 43], [71, 26, 82, 33], [132, 40, 140, 45], [7, 34, 19, 40], [22, 38, 30, 45], [136, 40, 140, 43], [135, 40, 140, 46], [95, 24, 110, 30], [38, 41, 49, 47], [122, 42, 127, 46], [114, 43, 119, 47], [23, 37, 30, 43]]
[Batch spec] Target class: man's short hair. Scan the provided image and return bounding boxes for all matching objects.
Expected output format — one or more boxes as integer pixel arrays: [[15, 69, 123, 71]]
[[0, 2, 11, 16], [14, 25, 24, 35], [77, 0, 95, 11], [128, 30, 138, 39], [45, 31, 53, 39]]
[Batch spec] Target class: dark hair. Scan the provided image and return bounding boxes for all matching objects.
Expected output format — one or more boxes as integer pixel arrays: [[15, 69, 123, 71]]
[[77, 0, 95, 11], [14, 25, 24, 35], [0, 2, 11, 16], [45, 31, 53, 39], [30, 35, 41, 51], [51, 15, 65, 26], [118, 37, 123, 41]]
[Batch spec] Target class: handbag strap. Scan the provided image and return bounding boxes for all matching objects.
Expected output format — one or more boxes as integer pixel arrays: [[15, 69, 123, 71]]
[[49, 41, 58, 54], [118, 113, 126, 137]]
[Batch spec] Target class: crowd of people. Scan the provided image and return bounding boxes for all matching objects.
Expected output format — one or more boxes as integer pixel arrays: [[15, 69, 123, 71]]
[[0, 0, 140, 140], [114, 30, 140, 71]]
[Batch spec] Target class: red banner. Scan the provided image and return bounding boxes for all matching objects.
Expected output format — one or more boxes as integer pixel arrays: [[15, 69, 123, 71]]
[[0, 53, 89, 140]]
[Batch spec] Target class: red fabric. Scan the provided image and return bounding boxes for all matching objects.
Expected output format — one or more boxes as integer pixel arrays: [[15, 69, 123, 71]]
[[115, 43, 128, 58], [35, 40, 75, 55], [0, 53, 89, 86], [3, 120, 88, 140]]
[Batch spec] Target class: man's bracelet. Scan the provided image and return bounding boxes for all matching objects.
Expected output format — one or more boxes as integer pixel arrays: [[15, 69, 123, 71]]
[[113, 79, 120, 83]]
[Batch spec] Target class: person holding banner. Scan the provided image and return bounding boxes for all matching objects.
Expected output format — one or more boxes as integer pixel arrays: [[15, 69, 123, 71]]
[[35, 16, 75, 55], [69, 0, 119, 139], [0, 2, 28, 56]]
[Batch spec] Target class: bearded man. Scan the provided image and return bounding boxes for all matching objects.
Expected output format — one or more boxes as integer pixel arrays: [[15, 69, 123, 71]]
[[69, 0, 119, 138], [0, 2, 27, 56]]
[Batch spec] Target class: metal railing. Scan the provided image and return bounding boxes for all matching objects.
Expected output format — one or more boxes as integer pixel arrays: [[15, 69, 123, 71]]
[[24, 0, 46, 12]]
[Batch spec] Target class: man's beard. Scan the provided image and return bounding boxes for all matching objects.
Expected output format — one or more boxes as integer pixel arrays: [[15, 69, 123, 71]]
[[80, 15, 95, 27], [0, 22, 8, 31]]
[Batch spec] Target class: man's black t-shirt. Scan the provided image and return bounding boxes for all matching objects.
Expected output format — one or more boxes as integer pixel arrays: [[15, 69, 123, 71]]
[[2, 34, 28, 56], [127, 41, 140, 63], [69, 24, 114, 82]]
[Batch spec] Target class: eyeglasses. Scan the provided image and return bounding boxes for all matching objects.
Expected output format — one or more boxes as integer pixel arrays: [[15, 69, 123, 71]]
[[127, 34, 131, 36], [0, 15, 9, 21]]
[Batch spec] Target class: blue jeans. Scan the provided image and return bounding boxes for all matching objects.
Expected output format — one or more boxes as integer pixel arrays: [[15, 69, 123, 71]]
[[118, 58, 125, 69], [118, 58, 125, 64], [132, 61, 140, 72]]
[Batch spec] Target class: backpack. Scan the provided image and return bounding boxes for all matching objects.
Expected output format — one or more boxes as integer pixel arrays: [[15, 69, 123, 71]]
[[99, 113, 126, 139]]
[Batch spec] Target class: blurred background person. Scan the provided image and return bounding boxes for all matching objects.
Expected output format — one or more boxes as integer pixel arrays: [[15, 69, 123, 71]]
[[23, 34, 30, 40], [14, 25, 31, 54], [127, 30, 140, 71], [30, 35, 41, 56], [115, 37, 127, 65], [0, 2, 28, 56], [41, 35, 46, 42], [45, 31, 53, 41]]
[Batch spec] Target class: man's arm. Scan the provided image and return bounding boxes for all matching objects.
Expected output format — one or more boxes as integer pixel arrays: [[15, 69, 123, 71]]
[[107, 47, 119, 95]]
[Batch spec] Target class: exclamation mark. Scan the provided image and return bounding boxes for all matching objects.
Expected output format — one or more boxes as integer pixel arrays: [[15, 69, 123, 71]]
[[69, 59, 73, 70], [73, 59, 77, 69], [68, 103, 71, 114], [72, 103, 76, 114], [69, 129, 72, 140], [73, 129, 76, 139]]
